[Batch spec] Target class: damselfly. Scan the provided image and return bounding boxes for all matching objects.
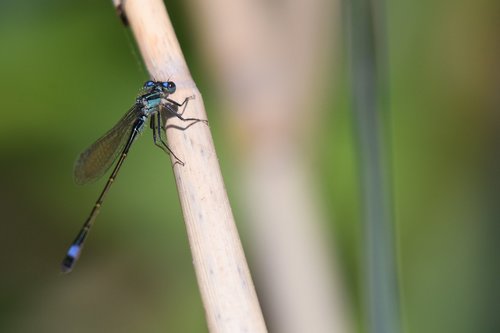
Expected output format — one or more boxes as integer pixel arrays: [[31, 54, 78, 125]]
[[61, 80, 205, 273]]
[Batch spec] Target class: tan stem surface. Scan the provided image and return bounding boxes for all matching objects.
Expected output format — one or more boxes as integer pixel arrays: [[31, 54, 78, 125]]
[[119, 1, 267, 332]]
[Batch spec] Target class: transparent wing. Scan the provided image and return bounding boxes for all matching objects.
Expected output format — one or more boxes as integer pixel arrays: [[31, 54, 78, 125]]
[[74, 104, 141, 185]]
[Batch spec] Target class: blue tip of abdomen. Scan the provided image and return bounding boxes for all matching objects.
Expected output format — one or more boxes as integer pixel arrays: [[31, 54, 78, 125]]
[[67, 244, 81, 258], [61, 245, 81, 273]]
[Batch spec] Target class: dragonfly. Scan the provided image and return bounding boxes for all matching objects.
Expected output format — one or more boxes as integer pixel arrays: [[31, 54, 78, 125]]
[[61, 80, 205, 273]]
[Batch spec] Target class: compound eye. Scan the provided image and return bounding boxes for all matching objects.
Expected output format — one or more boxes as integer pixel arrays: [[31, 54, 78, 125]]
[[144, 80, 155, 88], [162, 81, 176, 93]]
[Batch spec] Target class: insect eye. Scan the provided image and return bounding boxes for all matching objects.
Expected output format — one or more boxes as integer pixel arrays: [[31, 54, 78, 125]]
[[144, 81, 155, 88], [162, 81, 176, 93]]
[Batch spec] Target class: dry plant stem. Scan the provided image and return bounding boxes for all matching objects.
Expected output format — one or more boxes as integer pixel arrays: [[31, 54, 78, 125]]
[[118, 1, 267, 332]]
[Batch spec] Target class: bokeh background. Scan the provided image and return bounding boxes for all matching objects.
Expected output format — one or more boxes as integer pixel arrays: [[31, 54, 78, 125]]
[[0, 0, 498, 332]]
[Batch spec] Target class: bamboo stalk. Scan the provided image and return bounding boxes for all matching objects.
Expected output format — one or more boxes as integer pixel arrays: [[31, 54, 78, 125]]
[[113, 1, 267, 332]]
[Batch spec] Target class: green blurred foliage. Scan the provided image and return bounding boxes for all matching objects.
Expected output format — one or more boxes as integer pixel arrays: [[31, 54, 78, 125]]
[[0, 0, 498, 332], [0, 1, 207, 332]]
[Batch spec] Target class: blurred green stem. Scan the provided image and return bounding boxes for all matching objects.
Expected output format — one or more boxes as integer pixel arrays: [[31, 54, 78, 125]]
[[345, 0, 401, 332]]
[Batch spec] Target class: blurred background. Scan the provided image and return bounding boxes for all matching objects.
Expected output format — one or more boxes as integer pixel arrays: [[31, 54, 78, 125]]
[[0, 0, 498, 332]]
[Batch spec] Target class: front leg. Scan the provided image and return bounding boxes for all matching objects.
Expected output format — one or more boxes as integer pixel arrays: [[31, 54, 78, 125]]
[[162, 96, 208, 124], [166, 95, 196, 108]]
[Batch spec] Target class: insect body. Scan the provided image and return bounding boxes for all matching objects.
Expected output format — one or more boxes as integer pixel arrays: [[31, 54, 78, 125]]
[[62, 80, 204, 273]]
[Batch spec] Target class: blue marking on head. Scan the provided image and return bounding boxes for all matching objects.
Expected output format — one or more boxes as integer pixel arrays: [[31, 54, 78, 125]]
[[144, 80, 155, 88], [162, 81, 176, 94], [67, 244, 81, 258]]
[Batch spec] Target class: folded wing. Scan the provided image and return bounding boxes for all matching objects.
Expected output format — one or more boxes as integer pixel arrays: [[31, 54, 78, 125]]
[[74, 105, 141, 185]]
